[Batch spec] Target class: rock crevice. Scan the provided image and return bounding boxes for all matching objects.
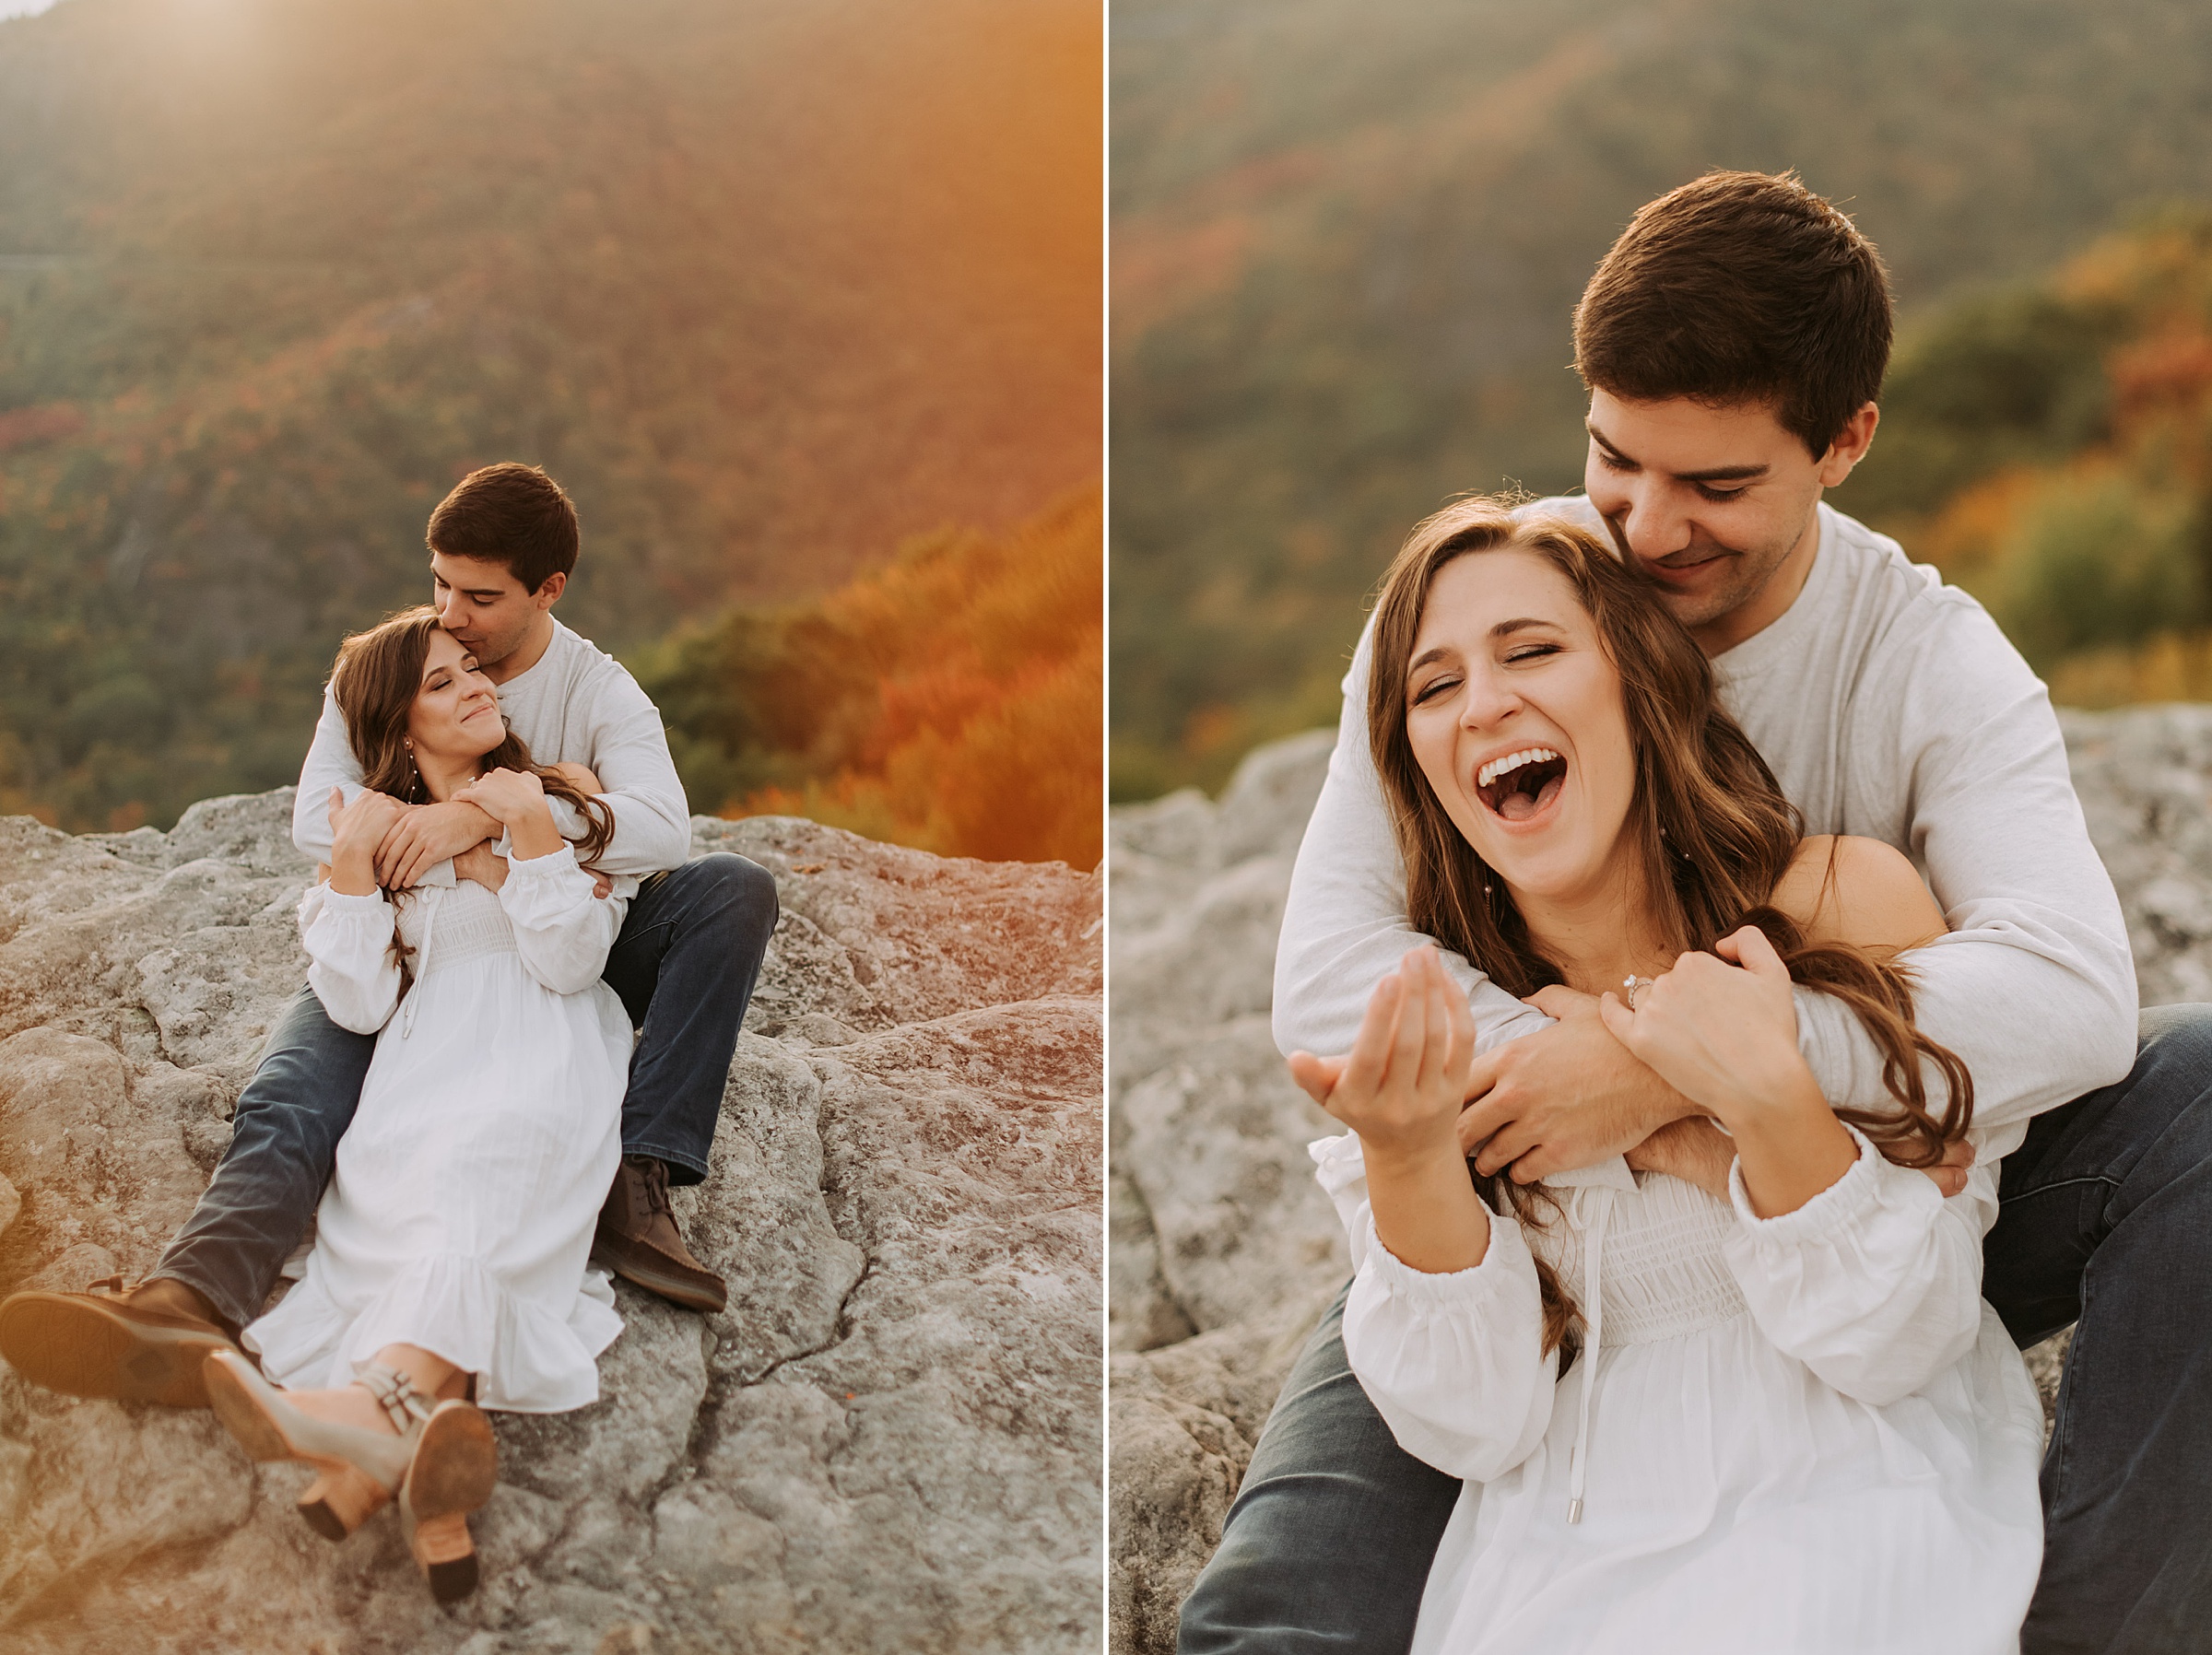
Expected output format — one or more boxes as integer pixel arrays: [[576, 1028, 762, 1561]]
[[0, 790, 1102, 1655]]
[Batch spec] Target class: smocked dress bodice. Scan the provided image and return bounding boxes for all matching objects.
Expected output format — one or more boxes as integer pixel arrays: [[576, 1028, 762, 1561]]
[[241, 848, 638, 1412], [1311, 1132, 2045, 1654]]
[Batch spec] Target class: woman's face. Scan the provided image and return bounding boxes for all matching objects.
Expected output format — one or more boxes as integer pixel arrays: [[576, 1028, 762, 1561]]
[[407, 628, 504, 761], [1404, 547, 1640, 907]]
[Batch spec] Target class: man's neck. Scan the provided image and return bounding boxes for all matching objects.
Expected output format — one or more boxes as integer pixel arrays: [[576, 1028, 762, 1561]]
[[483, 615, 557, 686]]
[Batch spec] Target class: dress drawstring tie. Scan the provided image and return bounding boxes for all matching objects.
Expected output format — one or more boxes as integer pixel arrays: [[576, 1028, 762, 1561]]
[[398, 886, 440, 1039], [1566, 1183, 1614, 1525]]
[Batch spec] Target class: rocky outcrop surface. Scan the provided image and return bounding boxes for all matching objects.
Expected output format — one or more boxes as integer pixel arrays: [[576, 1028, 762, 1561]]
[[1109, 708, 2203, 1655], [0, 792, 1102, 1654]]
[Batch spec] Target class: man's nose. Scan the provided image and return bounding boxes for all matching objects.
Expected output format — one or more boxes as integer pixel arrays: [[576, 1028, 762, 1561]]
[[1613, 479, 1694, 561]]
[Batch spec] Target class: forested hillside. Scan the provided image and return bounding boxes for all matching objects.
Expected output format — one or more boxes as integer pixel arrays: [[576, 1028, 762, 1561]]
[[1112, 0, 2212, 797], [1833, 212, 2212, 708], [0, 0, 1100, 832], [644, 486, 1103, 869]]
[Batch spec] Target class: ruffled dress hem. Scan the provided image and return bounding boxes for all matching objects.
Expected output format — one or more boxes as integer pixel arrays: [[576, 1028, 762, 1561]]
[[243, 1250, 623, 1414]]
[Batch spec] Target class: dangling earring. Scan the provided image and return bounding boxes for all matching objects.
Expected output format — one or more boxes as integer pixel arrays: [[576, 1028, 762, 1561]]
[[404, 736, 420, 803]]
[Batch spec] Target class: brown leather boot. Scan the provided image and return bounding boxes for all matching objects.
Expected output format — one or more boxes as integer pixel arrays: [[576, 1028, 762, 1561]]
[[593, 1156, 727, 1313], [0, 1275, 241, 1407]]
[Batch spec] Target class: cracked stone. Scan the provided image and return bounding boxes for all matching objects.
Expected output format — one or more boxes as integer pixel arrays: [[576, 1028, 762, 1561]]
[[0, 790, 1101, 1652]]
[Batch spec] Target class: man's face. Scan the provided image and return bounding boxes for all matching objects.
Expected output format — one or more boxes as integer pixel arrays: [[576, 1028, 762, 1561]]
[[1580, 389, 1875, 651], [429, 551, 559, 669]]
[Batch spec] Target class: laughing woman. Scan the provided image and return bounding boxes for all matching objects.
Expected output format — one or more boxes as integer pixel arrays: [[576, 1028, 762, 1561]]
[[1294, 500, 2043, 1653], [200, 605, 633, 1602]]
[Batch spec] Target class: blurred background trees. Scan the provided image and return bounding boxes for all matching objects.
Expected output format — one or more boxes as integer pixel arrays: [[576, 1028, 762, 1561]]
[[0, 0, 1102, 865], [1112, 0, 2212, 799]]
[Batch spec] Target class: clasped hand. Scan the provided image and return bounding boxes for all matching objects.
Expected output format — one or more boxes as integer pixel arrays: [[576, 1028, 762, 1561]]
[[1595, 925, 1809, 1128]]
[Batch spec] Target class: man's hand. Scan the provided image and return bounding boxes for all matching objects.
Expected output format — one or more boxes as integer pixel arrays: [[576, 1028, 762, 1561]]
[[373, 799, 500, 888], [1625, 1117, 1737, 1201], [1460, 983, 1695, 1182], [453, 840, 510, 894]]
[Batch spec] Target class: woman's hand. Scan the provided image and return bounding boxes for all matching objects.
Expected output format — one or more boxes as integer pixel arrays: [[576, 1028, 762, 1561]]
[[1292, 945, 1478, 1163], [327, 787, 406, 896], [1288, 946, 1491, 1274], [453, 768, 563, 861], [1599, 925, 1855, 1217], [1596, 926, 1813, 1128]]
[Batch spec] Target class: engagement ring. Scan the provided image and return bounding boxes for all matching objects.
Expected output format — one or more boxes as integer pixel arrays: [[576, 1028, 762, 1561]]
[[1624, 975, 1654, 1011]]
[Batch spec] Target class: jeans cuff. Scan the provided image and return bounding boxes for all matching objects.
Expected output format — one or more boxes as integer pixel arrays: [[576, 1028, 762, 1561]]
[[623, 1141, 711, 1188]]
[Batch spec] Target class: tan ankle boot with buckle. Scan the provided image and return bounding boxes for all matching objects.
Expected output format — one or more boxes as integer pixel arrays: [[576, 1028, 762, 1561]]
[[592, 1156, 727, 1313], [204, 1352, 497, 1602]]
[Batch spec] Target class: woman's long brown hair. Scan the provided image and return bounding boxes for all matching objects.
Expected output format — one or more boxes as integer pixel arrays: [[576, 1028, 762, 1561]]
[[330, 605, 614, 868], [1365, 499, 1972, 1363]]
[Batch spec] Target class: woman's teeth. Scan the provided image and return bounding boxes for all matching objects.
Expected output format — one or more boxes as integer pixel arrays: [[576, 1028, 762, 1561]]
[[1477, 746, 1567, 821], [1477, 747, 1560, 789]]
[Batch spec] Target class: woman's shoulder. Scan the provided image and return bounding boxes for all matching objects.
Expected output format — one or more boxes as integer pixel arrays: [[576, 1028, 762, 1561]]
[[1771, 835, 1946, 954]]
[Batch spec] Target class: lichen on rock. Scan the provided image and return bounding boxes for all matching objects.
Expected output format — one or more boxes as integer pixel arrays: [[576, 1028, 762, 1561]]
[[0, 790, 1102, 1654]]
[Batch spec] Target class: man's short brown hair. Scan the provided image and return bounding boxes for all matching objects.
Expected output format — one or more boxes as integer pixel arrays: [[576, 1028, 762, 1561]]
[[1572, 170, 1893, 459], [426, 463, 580, 593]]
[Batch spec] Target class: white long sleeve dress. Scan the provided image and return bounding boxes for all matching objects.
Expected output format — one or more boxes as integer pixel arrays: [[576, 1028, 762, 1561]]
[[242, 847, 636, 1412], [1312, 1129, 2046, 1655]]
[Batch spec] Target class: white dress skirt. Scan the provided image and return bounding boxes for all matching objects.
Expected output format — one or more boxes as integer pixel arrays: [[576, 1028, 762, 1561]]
[[1312, 1127, 2046, 1655], [243, 846, 635, 1413]]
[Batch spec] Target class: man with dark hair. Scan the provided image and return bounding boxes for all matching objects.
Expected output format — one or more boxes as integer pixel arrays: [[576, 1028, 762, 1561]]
[[0, 463, 779, 1403], [1180, 172, 2212, 1653]]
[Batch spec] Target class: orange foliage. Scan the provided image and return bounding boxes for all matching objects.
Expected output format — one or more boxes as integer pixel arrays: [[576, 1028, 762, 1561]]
[[721, 487, 1102, 868]]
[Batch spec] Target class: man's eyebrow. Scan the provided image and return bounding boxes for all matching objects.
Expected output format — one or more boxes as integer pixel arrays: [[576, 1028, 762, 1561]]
[[1586, 420, 1770, 485]]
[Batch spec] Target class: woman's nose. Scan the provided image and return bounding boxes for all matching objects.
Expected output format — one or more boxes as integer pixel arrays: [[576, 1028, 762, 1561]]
[[1457, 669, 1521, 729]]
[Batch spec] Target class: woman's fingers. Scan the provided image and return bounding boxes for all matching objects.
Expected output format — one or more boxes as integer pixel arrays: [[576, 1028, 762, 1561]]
[[1724, 923, 1788, 980], [1286, 1051, 1344, 1109], [1406, 950, 1441, 1093], [1391, 950, 1431, 1090], [1341, 972, 1403, 1100], [1596, 989, 1638, 1051], [1445, 963, 1478, 1089]]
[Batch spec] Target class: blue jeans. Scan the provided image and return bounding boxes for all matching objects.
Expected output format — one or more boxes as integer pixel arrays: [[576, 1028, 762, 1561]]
[[154, 853, 779, 1334], [1177, 1006, 2212, 1655]]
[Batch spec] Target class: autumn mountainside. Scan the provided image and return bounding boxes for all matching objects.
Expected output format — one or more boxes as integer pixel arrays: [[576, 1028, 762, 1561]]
[[646, 486, 1103, 870], [0, 0, 1100, 836], [1112, 0, 2212, 798]]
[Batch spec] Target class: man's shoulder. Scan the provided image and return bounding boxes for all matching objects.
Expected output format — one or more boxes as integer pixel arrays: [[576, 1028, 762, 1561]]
[[541, 620, 657, 710], [1818, 505, 1996, 646]]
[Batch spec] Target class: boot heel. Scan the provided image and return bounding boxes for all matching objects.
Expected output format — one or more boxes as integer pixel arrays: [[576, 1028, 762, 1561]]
[[406, 1510, 479, 1602], [297, 1462, 387, 1541]]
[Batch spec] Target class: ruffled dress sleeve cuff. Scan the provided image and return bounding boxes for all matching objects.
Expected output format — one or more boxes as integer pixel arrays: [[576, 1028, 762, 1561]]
[[299, 883, 401, 1034], [499, 843, 627, 994], [1341, 1203, 1557, 1481], [1722, 1124, 1985, 1403]]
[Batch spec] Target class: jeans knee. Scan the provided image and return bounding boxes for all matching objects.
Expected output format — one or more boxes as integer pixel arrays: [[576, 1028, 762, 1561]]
[[697, 851, 780, 936], [2138, 1004, 2212, 1075]]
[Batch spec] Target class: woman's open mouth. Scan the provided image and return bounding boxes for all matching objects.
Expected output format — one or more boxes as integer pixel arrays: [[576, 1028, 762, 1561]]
[[1476, 747, 1567, 822]]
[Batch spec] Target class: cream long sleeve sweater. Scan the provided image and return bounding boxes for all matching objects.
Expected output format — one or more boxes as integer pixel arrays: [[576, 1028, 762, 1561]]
[[1271, 498, 2139, 1162]]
